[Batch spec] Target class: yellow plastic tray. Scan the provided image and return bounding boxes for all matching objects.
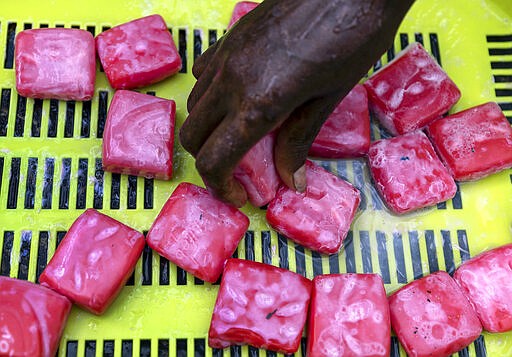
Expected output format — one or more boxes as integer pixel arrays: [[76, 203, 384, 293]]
[[0, 0, 511, 356]]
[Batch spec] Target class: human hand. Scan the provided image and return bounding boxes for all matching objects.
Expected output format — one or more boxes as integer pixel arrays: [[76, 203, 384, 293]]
[[180, 0, 414, 206]]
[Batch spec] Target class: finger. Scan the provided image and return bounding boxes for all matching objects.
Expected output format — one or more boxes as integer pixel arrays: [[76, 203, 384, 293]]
[[187, 60, 220, 114], [180, 84, 227, 157], [195, 109, 281, 207], [274, 92, 343, 191], [192, 39, 219, 79]]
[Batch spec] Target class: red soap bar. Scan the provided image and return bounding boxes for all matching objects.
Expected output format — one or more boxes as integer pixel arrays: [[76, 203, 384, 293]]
[[364, 42, 461, 135], [15, 28, 95, 100], [266, 160, 360, 254], [426, 102, 512, 181], [0, 277, 72, 357], [310, 84, 371, 158], [39, 209, 145, 315], [147, 183, 249, 283], [228, 1, 259, 29], [96, 14, 181, 89], [233, 132, 280, 207], [454, 244, 512, 333], [307, 274, 390, 357], [102, 90, 176, 180], [367, 131, 457, 214], [389, 271, 482, 357], [208, 258, 312, 353]]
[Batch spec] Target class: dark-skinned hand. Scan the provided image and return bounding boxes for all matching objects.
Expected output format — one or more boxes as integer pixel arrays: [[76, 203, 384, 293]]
[[180, 0, 415, 207]]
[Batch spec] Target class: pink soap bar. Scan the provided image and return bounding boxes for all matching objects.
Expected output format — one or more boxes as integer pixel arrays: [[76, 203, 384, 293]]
[[307, 274, 390, 357], [454, 244, 512, 333], [102, 90, 176, 180], [233, 132, 280, 207], [426, 102, 512, 181], [147, 183, 249, 283], [266, 160, 360, 254], [209, 259, 312, 353], [389, 271, 482, 357], [310, 84, 371, 158], [96, 14, 181, 89], [0, 276, 72, 357], [228, 1, 259, 29], [15, 28, 95, 100], [364, 42, 461, 135], [367, 131, 457, 214], [39, 209, 145, 315]]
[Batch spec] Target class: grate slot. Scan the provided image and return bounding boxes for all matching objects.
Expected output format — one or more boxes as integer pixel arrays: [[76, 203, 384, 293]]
[[409, 230, 423, 279], [17, 231, 32, 280], [457, 230, 471, 262], [344, 232, 356, 273], [193, 29, 202, 61], [121, 340, 132, 357], [31, 98, 43, 137], [277, 233, 289, 270], [97, 91, 109, 138], [360, 231, 373, 273], [36, 231, 49, 282], [429, 33, 442, 65], [376, 231, 391, 283], [141, 242, 152, 286], [230, 346, 241, 357], [4, 22, 16, 69], [93, 158, 104, 209], [0, 157, 3, 197], [64, 101, 76, 138], [311, 250, 323, 277], [85, 340, 96, 357], [244, 230, 255, 261], [7, 157, 21, 209], [159, 256, 170, 285], [491, 61, 512, 69], [393, 232, 408, 284], [81, 100, 92, 138], [176, 339, 187, 357], [294, 243, 306, 277], [208, 29, 217, 46], [56, 231, 66, 248], [48, 99, 59, 137], [143, 178, 153, 209], [194, 339, 205, 357], [328, 251, 340, 274], [474, 335, 488, 357], [42, 158, 55, 209], [103, 340, 115, 357], [1, 231, 14, 276], [76, 158, 88, 209], [0, 88, 11, 136], [442, 230, 456, 275], [59, 158, 72, 209], [140, 339, 151, 357], [400, 33, 409, 49], [352, 160, 367, 210], [390, 336, 401, 357], [23, 23, 32, 30], [24, 157, 38, 209], [158, 339, 169, 357], [425, 230, 440, 273], [415, 32, 424, 45], [110, 173, 121, 209], [176, 267, 187, 285], [66, 341, 78, 357], [179, 29, 187, 73], [127, 175, 137, 209], [261, 231, 272, 265], [14, 94, 27, 137]]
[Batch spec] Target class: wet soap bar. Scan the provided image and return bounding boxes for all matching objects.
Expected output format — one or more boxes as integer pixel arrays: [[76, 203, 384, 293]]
[[266, 160, 360, 254], [102, 90, 176, 180], [310, 84, 371, 158], [364, 42, 460, 135], [39, 209, 145, 315], [426, 102, 512, 181], [454, 244, 512, 332], [209, 258, 312, 353], [367, 131, 457, 214], [389, 271, 482, 357], [15, 28, 95, 100], [0, 276, 72, 357], [96, 14, 181, 89], [146, 183, 249, 283], [228, 1, 259, 29], [234, 132, 281, 207], [307, 274, 390, 357]]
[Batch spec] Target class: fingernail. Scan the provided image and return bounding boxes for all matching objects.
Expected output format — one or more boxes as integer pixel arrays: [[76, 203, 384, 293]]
[[293, 165, 307, 192]]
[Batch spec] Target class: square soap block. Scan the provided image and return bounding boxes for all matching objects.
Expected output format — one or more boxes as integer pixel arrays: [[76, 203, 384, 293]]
[[0, 276, 72, 357], [389, 271, 482, 357], [233, 132, 280, 207], [208, 258, 312, 353], [310, 84, 371, 158], [228, 1, 259, 29], [102, 90, 176, 180], [454, 244, 512, 333], [96, 14, 181, 89], [307, 274, 390, 357], [15, 28, 95, 100], [266, 160, 360, 254], [426, 102, 512, 181], [39, 209, 145, 315], [146, 183, 249, 283], [367, 131, 457, 214], [364, 42, 460, 135]]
